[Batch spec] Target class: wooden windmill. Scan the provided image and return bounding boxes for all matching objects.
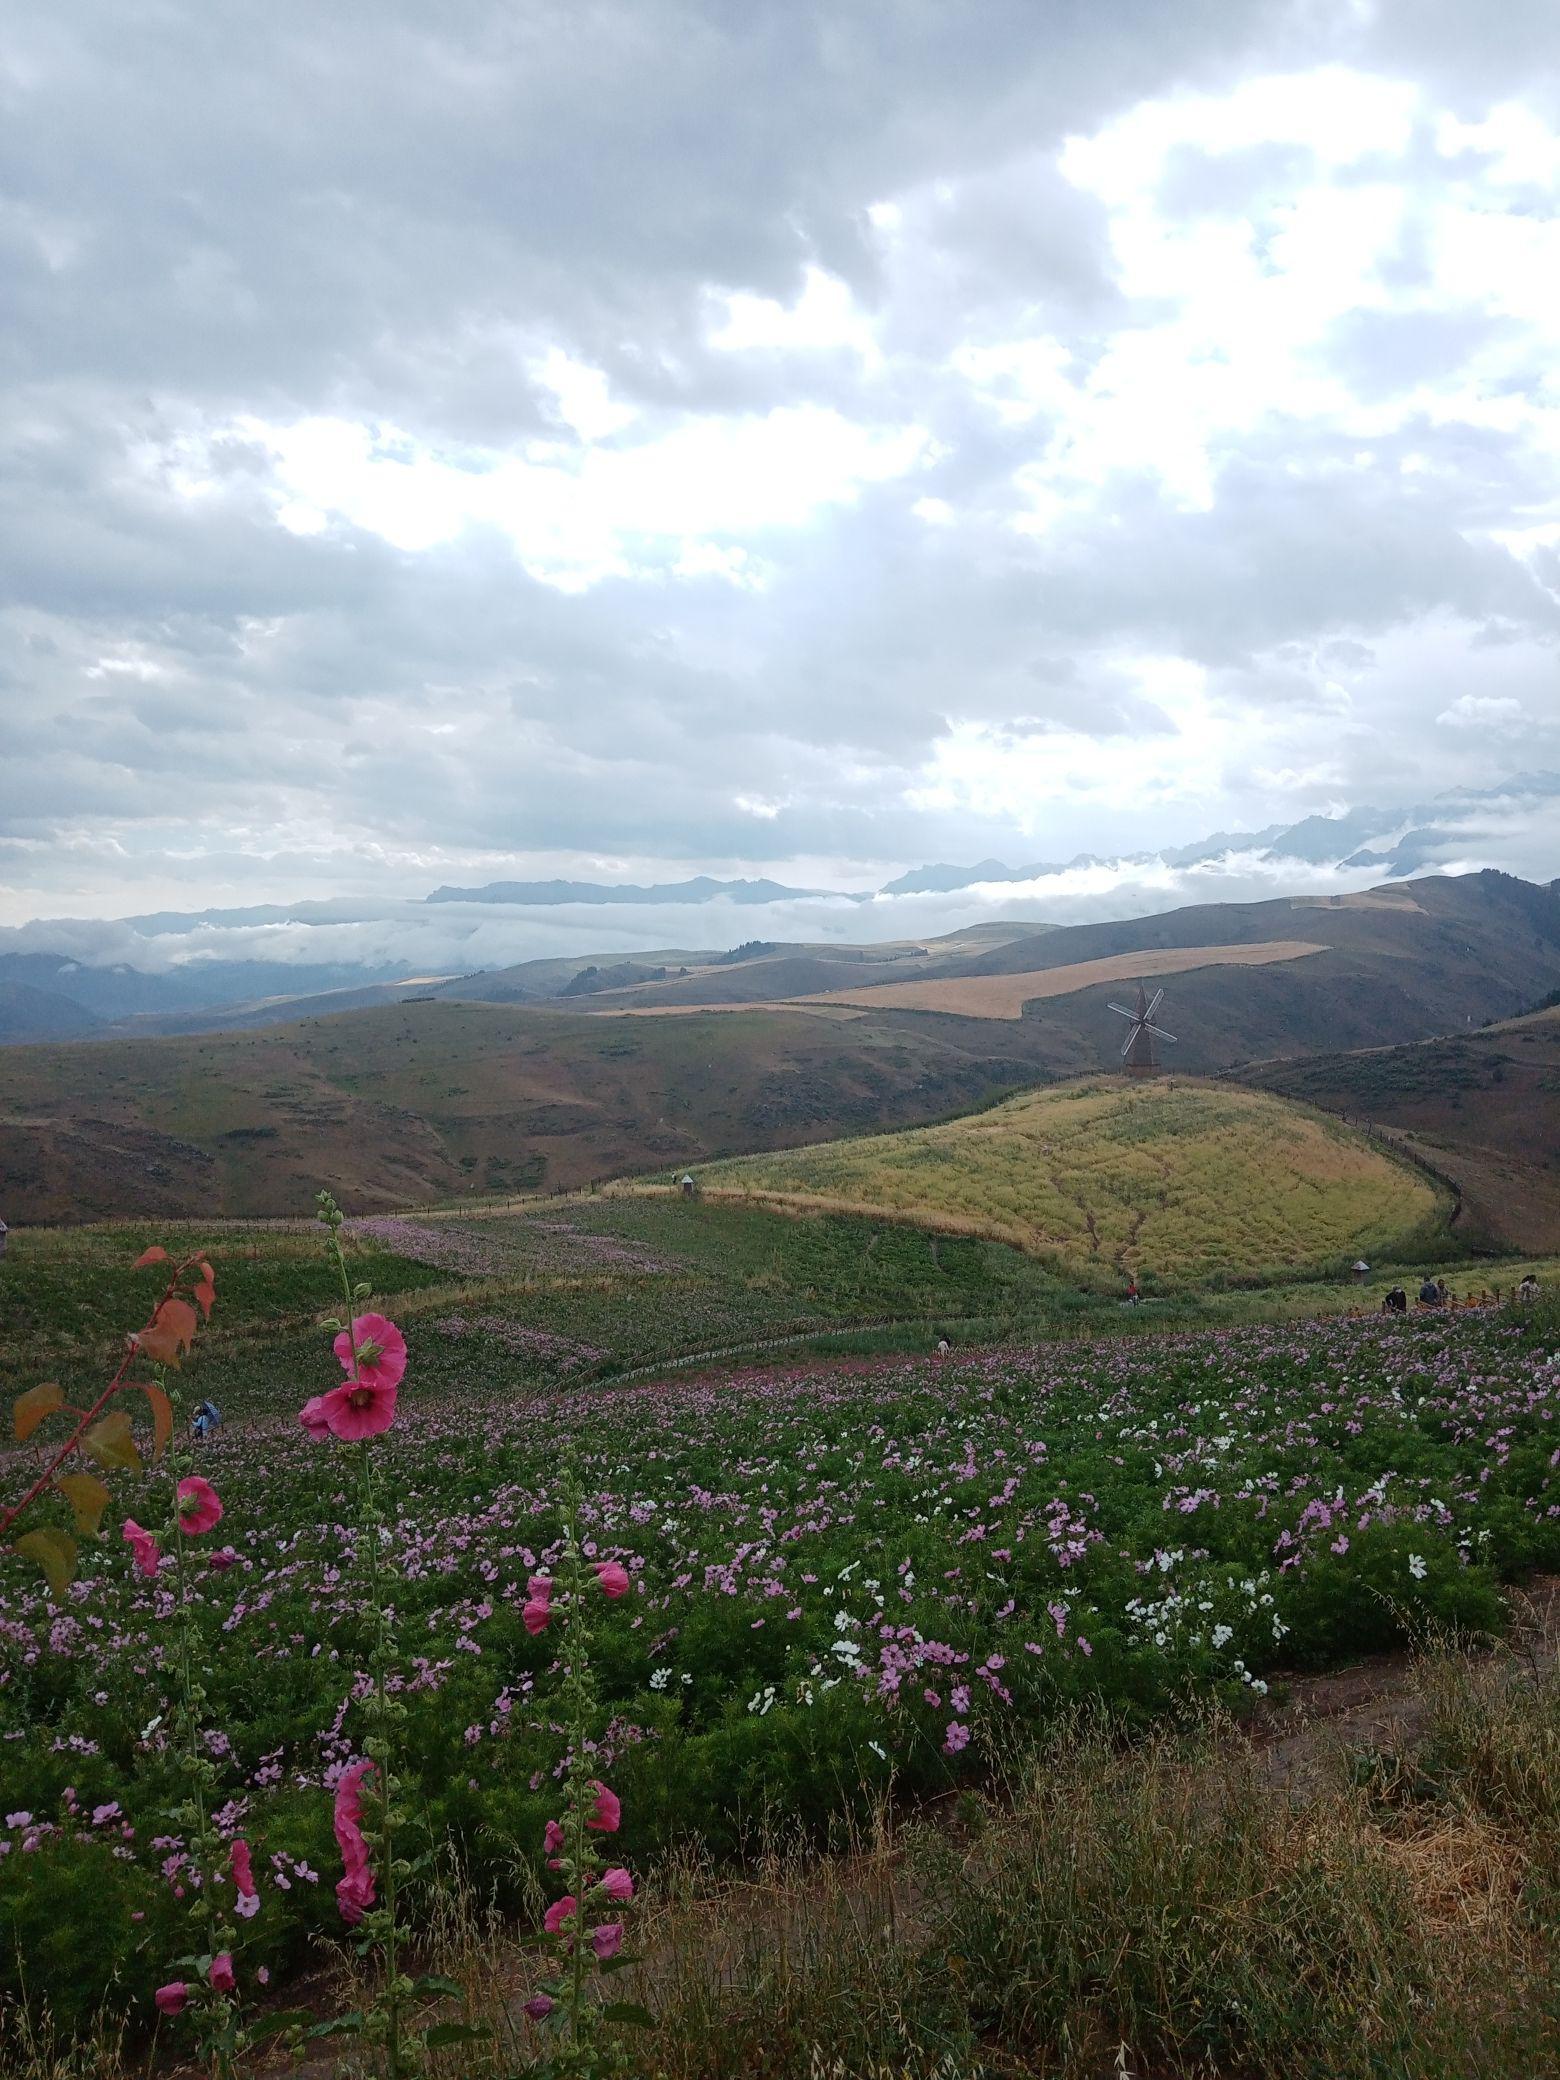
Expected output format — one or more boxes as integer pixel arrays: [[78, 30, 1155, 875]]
[[1108, 983, 1176, 1077]]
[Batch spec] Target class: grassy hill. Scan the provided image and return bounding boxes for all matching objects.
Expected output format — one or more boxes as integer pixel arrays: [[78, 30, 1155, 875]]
[[687, 1077, 1444, 1283], [1239, 1004, 1560, 1254], [2, 872, 1554, 1228]]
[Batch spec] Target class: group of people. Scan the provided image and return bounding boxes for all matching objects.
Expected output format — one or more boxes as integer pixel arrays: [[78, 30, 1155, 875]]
[[1380, 1272, 1539, 1314]]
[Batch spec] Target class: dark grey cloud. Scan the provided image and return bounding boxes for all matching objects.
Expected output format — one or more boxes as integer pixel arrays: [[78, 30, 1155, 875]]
[[2, 0, 1558, 932]]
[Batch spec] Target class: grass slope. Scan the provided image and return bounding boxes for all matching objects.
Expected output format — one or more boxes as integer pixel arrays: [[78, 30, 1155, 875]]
[[692, 1077, 1444, 1282], [0, 1003, 1045, 1223], [1240, 1003, 1560, 1253]]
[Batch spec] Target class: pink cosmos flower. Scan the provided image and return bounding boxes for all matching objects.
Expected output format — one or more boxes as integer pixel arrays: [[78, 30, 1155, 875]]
[[543, 1894, 578, 1935], [208, 1953, 236, 1994], [154, 1981, 188, 2016], [230, 1837, 259, 1919], [333, 1313, 408, 1390], [333, 1757, 377, 1924], [298, 1395, 331, 1441], [594, 1560, 630, 1599], [944, 1720, 971, 1755], [599, 1867, 634, 1903], [318, 1376, 398, 1442], [177, 1477, 223, 1536], [586, 1782, 621, 1834], [121, 1519, 162, 1578], [523, 1994, 555, 2021], [591, 1922, 623, 1960]]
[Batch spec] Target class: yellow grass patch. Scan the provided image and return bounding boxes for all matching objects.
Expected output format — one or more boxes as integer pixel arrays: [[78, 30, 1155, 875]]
[[787, 939, 1327, 1018], [610, 939, 1326, 1020], [695, 1077, 1441, 1280]]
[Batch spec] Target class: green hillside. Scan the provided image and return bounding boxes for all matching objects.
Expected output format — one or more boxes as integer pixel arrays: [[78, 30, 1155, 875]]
[[692, 1077, 1445, 1282]]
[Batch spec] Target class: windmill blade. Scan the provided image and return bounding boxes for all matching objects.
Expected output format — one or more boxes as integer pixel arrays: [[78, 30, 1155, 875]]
[[1144, 988, 1165, 1020], [1106, 1002, 1137, 1020], [1144, 1024, 1177, 1043], [1120, 1030, 1139, 1058]]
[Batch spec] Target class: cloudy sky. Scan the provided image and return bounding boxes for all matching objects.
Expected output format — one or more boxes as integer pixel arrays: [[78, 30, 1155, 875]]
[[3, 0, 1559, 950]]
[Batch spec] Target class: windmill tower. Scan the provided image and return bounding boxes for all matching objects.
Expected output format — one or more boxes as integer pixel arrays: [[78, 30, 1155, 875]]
[[1108, 983, 1177, 1077]]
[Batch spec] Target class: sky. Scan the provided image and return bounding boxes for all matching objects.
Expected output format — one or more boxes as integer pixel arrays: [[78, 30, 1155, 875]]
[[2, 0, 1559, 958]]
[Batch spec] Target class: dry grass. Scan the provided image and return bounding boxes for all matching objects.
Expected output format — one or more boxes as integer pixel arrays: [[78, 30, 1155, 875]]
[[785, 938, 1328, 1019], [697, 1077, 1441, 1280], [611, 939, 1327, 1021]]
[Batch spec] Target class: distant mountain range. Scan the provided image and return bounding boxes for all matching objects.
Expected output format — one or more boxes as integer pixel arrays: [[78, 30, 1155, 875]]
[[1, 772, 1553, 1043], [425, 875, 841, 906]]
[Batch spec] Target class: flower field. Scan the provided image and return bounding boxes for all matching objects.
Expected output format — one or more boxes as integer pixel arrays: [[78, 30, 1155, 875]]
[[3, 1271, 1557, 2043]]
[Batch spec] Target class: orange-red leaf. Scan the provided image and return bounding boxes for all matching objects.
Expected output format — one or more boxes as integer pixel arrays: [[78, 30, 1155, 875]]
[[82, 1409, 141, 1473], [133, 1246, 169, 1269], [15, 1526, 78, 1600], [56, 1472, 112, 1536], [139, 1382, 174, 1463], [198, 1260, 214, 1283], [138, 1297, 198, 1366], [193, 1277, 216, 1321], [14, 1381, 64, 1443]]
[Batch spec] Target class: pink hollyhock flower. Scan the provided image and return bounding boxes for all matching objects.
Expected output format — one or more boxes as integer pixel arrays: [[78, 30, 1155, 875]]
[[523, 1599, 551, 1636], [586, 1782, 620, 1834], [230, 1837, 259, 1918], [208, 1953, 236, 1994], [527, 1572, 554, 1602], [177, 1477, 223, 1536], [543, 1819, 566, 1864], [333, 1313, 408, 1390], [318, 1376, 398, 1441], [543, 1894, 578, 1935], [599, 1867, 634, 1903], [591, 1922, 623, 1960], [154, 1980, 188, 2016], [121, 1519, 162, 1578], [594, 1560, 630, 1599], [337, 1867, 375, 1924], [523, 1994, 555, 2021], [298, 1394, 331, 1440], [333, 1758, 378, 1923], [208, 1546, 238, 1571]]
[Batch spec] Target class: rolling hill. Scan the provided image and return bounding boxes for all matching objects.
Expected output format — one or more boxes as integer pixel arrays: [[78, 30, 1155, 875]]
[[685, 1078, 1444, 1284], [1238, 1003, 1560, 1255], [0, 871, 1554, 1230]]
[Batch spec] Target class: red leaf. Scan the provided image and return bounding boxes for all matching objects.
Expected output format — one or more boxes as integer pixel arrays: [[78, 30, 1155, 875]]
[[139, 1382, 174, 1463], [133, 1246, 169, 1269], [193, 1278, 216, 1321], [138, 1297, 199, 1367]]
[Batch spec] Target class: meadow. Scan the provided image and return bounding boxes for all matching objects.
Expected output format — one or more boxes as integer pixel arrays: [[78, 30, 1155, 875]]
[[692, 1077, 1445, 1281], [2, 1199, 1557, 2069]]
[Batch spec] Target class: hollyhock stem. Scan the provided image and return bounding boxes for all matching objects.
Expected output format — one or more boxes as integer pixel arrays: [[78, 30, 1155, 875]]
[[164, 1372, 240, 2076], [321, 1191, 412, 2076]]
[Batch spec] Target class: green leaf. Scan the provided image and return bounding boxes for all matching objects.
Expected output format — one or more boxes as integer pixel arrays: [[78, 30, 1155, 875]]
[[306, 2014, 366, 2039], [14, 1526, 77, 1600], [421, 2022, 492, 2048], [81, 1409, 140, 1472], [247, 2010, 313, 2042], [56, 1472, 111, 1536], [410, 1974, 464, 1999], [14, 1380, 64, 1442], [600, 2002, 655, 2028]]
